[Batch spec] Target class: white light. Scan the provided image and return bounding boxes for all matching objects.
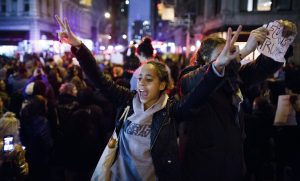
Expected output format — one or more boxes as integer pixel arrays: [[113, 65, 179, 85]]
[[143, 21, 150, 25], [125, 0, 129, 5], [41, 34, 47, 40], [100, 46, 106, 51], [122, 34, 127, 39], [108, 45, 114, 51], [115, 45, 124, 51], [0, 46, 18, 57], [183, 46, 186, 51], [82, 39, 94, 51], [263, 2, 272, 6], [196, 40, 201, 48], [167, 42, 174, 46], [190, 45, 196, 52], [104, 12, 111, 19], [168, 42, 176, 53], [121, 8, 124, 12], [107, 35, 112, 40]]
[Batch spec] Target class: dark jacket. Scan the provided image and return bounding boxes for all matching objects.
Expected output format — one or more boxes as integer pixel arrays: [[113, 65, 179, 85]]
[[71, 44, 223, 180], [57, 93, 79, 130], [20, 99, 53, 181], [0, 143, 29, 181], [64, 104, 106, 171], [178, 55, 283, 181]]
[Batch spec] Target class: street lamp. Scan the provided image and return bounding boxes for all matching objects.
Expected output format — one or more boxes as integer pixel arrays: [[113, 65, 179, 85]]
[[122, 34, 127, 39]]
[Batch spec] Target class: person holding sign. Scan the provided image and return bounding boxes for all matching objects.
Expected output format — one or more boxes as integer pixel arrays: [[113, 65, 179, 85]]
[[178, 21, 297, 181], [258, 20, 297, 63]]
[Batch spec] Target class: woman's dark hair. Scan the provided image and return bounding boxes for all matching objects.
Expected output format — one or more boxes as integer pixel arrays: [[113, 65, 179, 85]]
[[146, 61, 170, 91], [22, 95, 47, 117], [33, 80, 47, 96], [77, 87, 94, 106], [137, 37, 154, 58], [191, 36, 225, 66], [67, 65, 84, 80]]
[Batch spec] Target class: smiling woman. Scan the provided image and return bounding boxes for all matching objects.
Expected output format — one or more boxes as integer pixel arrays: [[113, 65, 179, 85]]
[[55, 15, 241, 180]]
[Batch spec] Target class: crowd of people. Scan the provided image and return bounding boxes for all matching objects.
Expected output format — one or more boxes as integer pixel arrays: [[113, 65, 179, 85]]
[[0, 16, 299, 181]]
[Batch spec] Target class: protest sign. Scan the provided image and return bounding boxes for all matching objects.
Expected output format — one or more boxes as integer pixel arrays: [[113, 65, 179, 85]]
[[274, 95, 298, 126], [258, 20, 297, 62]]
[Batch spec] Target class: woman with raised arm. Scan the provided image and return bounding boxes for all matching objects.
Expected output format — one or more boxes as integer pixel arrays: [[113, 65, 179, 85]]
[[55, 15, 240, 180]]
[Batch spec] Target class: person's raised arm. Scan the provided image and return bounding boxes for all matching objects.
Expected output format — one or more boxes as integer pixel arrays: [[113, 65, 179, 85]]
[[55, 15, 133, 106], [239, 27, 269, 59], [175, 27, 241, 119], [238, 26, 284, 87]]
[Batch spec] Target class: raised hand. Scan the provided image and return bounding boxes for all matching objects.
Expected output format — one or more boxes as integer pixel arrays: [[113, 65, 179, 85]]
[[213, 27, 240, 69], [240, 26, 269, 58], [230, 25, 242, 48], [55, 15, 81, 46]]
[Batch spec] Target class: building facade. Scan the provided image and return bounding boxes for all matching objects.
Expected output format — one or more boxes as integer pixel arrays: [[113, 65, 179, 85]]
[[0, 0, 105, 53]]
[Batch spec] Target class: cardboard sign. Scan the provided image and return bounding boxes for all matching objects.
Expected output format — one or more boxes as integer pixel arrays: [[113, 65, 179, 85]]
[[274, 95, 298, 126], [258, 21, 297, 62]]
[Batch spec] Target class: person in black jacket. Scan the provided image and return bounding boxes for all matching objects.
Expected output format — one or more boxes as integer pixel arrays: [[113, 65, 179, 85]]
[[55, 15, 240, 180], [20, 95, 54, 181], [63, 87, 107, 181], [178, 26, 285, 181]]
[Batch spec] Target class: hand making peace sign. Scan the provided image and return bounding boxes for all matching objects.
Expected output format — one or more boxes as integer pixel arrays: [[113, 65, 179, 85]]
[[55, 15, 82, 46], [213, 25, 242, 69]]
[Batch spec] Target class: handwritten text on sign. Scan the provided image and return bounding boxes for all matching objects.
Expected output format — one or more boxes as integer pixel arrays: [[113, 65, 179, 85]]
[[258, 21, 296, 61]]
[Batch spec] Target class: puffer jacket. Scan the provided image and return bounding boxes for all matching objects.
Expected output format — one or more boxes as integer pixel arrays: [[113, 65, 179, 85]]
[[71, 44, 223, 180], [178, 55, 283, 181]]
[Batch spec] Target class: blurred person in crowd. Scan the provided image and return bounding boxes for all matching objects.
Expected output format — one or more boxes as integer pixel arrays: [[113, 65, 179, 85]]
[[7, 64, 29, 94], [243, 97, 275, 181], [165, 57, 180, 97], [0, 61, 14, 81], [178, 25, 285, 181], [24, 68, 58, 141], [44, 58, 64, 97], [63, 87, 107, 181], [123, 44, 140, 81], [20, 95, 54, 181], [56, 15, 239, 180], [0, 80, 10, 109], [53, 82, 79, 180], [273, 92, 300, 181], [129, 37, 155, 90], [130, 37, 174, 92], [0, 112, 29, 180], [0, 97, 7, 118], [57, 82, 79, 130], [112, 65, 131, 89], [66, 65, 86, 92]]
